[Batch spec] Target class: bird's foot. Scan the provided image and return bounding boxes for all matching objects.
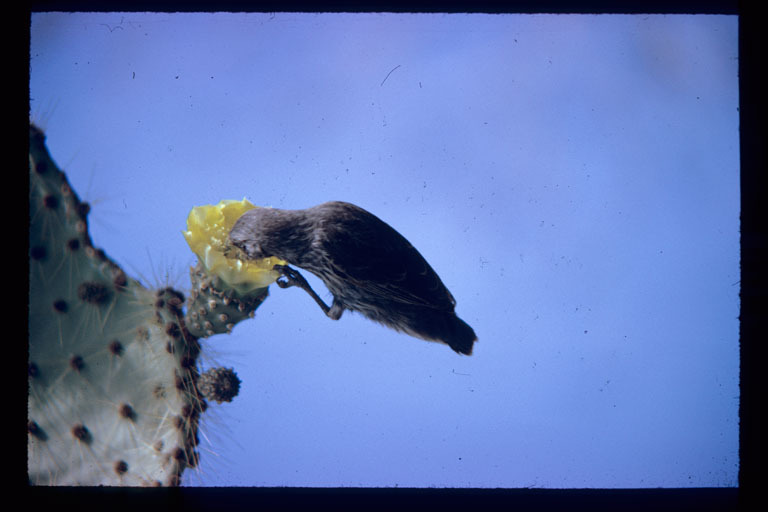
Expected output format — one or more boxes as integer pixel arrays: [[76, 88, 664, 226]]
[[273, 264, 308, 290], [272, 264, 333, 317]]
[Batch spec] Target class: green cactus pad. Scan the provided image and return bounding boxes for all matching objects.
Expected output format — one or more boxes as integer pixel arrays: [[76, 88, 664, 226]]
[[186, 261, 269, 338], [28, 124, 205, 486]]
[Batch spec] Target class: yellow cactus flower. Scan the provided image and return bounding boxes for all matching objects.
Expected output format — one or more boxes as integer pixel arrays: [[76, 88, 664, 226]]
[[183, 199, 285, 294]]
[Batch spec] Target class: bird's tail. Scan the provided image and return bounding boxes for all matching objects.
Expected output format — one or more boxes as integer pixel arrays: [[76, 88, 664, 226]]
[[445, 315, 477, 355], [386, 307, 477, 355]]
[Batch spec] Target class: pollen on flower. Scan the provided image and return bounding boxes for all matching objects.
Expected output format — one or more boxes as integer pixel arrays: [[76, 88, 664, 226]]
[[182, 199, 286, 294]]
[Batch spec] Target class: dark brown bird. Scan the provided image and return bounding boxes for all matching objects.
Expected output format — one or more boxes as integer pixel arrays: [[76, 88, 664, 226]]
[[228, 201, 477, 355]]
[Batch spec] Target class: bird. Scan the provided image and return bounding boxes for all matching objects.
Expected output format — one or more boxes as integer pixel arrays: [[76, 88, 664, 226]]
[[228, 201, 477, 355]]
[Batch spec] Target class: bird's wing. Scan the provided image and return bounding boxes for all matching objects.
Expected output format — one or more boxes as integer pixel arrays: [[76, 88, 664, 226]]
[[317, 203, 456, 311]]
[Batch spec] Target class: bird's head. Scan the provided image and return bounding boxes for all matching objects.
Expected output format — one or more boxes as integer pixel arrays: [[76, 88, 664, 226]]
[[228, 207, 274, 260], [229, 206, 311, 261]]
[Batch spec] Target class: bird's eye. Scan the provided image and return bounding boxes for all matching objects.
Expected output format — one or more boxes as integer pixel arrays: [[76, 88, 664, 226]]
[[245, 242, 262, 258]]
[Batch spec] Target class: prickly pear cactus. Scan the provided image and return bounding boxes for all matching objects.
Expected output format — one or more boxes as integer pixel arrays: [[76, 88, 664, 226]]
[[27, 124, 275, 486]]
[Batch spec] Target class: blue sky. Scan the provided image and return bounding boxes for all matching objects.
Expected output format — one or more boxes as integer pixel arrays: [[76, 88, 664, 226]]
[[29, 12, 739, 487]]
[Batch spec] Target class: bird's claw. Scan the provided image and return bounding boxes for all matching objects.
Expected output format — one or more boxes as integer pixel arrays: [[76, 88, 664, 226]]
[[273, 264, 305, 289], [272, 264, 333, 317]]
